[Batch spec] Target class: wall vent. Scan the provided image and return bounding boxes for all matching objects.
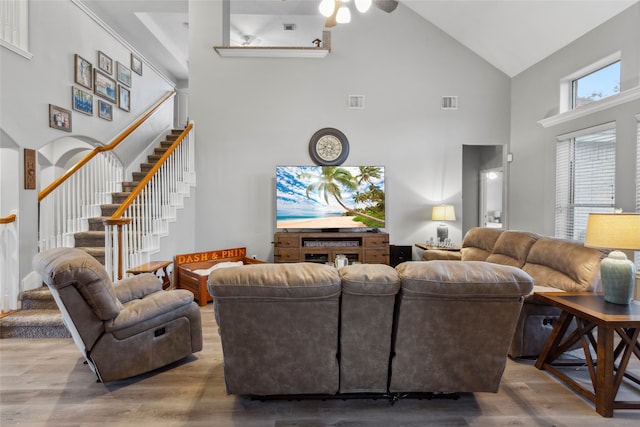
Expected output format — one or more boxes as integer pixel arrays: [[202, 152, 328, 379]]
[[441, 96, 458, 110], [283, 23, 296, 31], [348, 95, 365, 109]]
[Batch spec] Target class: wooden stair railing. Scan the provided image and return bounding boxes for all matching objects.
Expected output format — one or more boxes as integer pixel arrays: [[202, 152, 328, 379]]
[[37, 91, 176, 253], [1, 212, 19, 312], [104, 122, 195, 280]]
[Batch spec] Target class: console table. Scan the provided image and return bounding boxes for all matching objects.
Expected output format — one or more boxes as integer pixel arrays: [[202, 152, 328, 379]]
[[534, 292, 640, 417], [274, 231, 389, 265]]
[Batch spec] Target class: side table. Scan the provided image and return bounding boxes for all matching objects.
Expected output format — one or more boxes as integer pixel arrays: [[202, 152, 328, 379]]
[[127, 261, 173, 290], [534, 292, 640, 417]]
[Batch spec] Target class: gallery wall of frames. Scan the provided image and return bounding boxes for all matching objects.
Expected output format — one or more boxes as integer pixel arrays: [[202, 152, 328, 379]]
[[49, 50, 143, 132]]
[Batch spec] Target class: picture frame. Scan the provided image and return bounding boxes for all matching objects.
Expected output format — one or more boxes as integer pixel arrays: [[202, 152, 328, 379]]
[[118, 84, 130, 112], [97, 50, 113, 75], [116, 61, 132, 87], [131, 53, 142, 76], [74, 54, 93, 90], [94, 69, 117, 103], [71, 86, 93, 116], [24, 148, 36, 190], [98, 100, 113, 121], [49, 104, 72, 132]]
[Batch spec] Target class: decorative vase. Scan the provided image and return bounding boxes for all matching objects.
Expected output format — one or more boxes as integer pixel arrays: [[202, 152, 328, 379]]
[[600, 250, 636, 305]]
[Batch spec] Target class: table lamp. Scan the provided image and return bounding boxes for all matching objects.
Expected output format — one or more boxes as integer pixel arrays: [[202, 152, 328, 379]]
[[584, 213, 640, 304], [432, 205, 456, 243]]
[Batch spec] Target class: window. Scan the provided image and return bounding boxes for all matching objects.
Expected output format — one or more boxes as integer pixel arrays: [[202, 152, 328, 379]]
[[556, 124, 616, 241], [572, 61, 620, 108], [0, 0, 30, 57]]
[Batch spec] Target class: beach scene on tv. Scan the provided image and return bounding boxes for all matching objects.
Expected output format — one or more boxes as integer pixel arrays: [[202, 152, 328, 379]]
[[276, 166, 385, 229]]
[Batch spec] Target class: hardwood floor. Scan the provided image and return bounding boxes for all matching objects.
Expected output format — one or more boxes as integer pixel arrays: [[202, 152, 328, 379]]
[[1, 305, 639, 426]]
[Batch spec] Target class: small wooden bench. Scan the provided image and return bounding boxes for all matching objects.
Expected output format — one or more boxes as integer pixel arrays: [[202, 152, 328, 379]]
[[174, 247, 264, 306]]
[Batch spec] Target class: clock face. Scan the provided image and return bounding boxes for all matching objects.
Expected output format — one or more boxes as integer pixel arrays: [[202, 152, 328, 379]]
[[316, 135, 343, 161], [308, 128, 349, 166]]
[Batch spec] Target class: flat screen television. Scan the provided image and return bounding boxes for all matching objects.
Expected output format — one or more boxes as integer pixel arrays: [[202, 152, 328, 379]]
[[276, 166, 385, 230]]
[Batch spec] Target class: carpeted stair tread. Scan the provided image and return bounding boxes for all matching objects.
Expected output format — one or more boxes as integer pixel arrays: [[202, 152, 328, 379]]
[[87, 217, 109, 231], [0, 310, 71, 338], [19, 287, 57, 310]]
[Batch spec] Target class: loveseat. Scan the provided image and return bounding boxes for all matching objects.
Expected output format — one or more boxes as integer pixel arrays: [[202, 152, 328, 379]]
[[207, 260, 533, 397], [422, 227, 605, 357]]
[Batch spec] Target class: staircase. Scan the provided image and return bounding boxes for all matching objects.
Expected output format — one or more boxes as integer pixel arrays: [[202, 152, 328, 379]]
[[72, 130, 181, 264], [0, 130, 184, 339]]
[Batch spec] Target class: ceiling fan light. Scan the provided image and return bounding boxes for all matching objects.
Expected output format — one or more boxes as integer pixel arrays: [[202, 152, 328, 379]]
[[336, 5, 351, 23], [355, 0, 372, 13], [319, 0, 336, 18]]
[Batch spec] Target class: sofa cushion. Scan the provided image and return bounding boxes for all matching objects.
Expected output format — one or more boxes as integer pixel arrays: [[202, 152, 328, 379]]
[[460, 227, 503, 261], [485, 230, 539, 268], [396, 260, 534, 298], [339, 263, 400, 296], [522, 237, 603, 292], [208, 262, 341, 300]]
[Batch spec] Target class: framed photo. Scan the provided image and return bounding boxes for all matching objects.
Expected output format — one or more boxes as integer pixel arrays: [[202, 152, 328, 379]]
[[97, 51, 113, 75], [71, 86, 93, 116], [118, 84, 130, 112], [74, 54, 93, 90], [24, 148, 36, 190], [49, 104, 72, 132], [94, 69, 117, 103], [116, 61, 132, 87], [98, 100, 113, 121], [131, 53, 142, 76]]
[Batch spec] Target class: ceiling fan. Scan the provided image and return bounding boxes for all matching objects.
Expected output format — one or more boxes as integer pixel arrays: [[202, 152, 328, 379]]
[[322, 0, 398, 27]]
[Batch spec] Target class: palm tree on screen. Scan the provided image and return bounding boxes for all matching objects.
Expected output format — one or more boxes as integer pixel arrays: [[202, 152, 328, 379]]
[[299, 166, 385, 226]]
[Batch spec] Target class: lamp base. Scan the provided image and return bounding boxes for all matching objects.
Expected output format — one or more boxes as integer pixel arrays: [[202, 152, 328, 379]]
[[437, 224, 448, 242], [601, 250, 636, 305]]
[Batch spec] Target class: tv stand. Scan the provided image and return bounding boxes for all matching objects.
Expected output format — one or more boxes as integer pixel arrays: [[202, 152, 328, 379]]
[[274, 231, 390, 265]]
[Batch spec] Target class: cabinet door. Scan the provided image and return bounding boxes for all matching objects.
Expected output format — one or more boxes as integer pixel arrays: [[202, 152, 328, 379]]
[[274, 248, 300, 263], [364, 235, 389, 247], [364, 249, 389, 264], [275, 234, 300, 248]]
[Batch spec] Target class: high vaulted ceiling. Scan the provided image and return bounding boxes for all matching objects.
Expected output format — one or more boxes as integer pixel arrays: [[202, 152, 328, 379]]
[[81, 0, 639, 83]]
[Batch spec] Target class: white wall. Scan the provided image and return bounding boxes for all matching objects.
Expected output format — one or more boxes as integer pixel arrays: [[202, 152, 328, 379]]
[[510, 3, 640, 235], [0, 0, 177, 287], [189, 1, 511, 261]]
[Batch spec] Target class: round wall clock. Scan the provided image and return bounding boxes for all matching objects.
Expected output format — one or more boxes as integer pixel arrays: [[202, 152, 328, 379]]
[[308, 128, 349, 166]]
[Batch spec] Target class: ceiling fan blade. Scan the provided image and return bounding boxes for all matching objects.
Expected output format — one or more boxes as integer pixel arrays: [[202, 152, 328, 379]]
[[374, 0, 398, 13]]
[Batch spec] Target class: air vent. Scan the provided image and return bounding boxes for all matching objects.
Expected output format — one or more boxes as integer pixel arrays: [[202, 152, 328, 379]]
[[283, 23, 296, 31], [441, 96, 458, 110], [348, 95, 365, 109]]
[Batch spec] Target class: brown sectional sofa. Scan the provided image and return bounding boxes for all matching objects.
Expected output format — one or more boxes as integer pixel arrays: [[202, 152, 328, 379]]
[[422, 227, 605, 357], [207, 260, 533, 397]]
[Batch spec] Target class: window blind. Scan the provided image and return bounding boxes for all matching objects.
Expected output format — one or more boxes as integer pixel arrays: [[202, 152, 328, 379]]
[[556, 124, 616, 241]]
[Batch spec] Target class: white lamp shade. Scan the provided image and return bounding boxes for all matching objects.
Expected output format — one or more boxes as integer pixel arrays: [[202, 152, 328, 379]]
[[355, 0, 372, 13], [584, 213, 640, 250], [432, 205, 456, 221], [336, 5, 351, 23], [319, 0, 336, 17]]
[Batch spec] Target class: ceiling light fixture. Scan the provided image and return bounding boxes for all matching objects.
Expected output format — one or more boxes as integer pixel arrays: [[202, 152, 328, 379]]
[[318, 0, 371, 23]]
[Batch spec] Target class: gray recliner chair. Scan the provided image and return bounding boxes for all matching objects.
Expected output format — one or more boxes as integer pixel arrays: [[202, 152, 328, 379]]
[[33, 247, 203, 383]]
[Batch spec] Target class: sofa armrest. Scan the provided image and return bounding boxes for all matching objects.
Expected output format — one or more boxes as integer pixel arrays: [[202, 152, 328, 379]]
[[106, 289, 195, 339], [113, 273, 163, 303]]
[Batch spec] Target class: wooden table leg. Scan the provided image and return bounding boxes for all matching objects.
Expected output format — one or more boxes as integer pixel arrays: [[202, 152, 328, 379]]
[[596, 326, 615, 417], [536, 311, 573, 370]]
